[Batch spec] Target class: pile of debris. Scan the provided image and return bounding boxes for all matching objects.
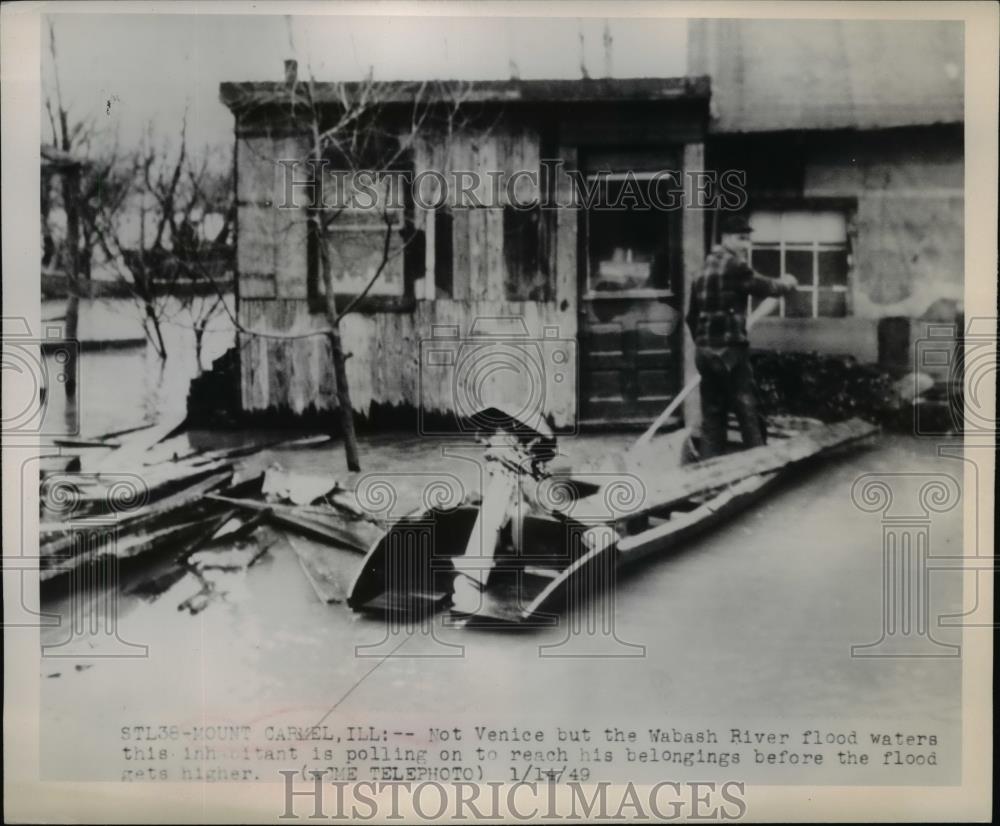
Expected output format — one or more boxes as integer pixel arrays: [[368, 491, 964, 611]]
[[39, 407, 879, 626], [39, 422, 378, 606]]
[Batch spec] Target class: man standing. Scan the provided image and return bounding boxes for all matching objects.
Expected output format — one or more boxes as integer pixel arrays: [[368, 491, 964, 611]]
[[685, 214, 797, 459]]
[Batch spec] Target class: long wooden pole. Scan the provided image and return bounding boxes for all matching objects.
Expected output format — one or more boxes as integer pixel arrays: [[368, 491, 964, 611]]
[[629, 295, 780, 456]]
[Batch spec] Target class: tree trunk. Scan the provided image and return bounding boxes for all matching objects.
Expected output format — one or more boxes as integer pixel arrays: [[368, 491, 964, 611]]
[[320, 240, 361, 472], [144, 300, 168, 361], [63, 165, 81, 401]]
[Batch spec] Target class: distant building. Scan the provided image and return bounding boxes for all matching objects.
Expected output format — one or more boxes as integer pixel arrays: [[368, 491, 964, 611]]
[[690, 19, 963, 371]]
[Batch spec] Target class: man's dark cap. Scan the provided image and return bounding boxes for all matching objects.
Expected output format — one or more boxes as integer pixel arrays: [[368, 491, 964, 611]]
[[719, 214, 752, 234]]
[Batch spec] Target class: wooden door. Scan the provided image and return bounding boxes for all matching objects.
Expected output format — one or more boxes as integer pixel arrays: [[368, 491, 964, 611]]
[[577, 162, 684, 426]]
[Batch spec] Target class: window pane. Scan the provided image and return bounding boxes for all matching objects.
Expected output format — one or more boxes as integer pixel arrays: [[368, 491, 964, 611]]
[[587, 178, 671, 291], [325, 229, 404, 295], [784, 249, 814, 285], [505, 205, 551, 301], [817, 249, 848, 287], [750, 247, 780, 278], [785, 289, 814, 318], [434, 207, 453, 298], [818, 289, 847, 317]]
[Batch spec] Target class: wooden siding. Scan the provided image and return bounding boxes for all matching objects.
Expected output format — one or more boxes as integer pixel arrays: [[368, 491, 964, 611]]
[[234, 121, 581, 426], [227, 90, 709, 427], [238, 298, 578, 426]]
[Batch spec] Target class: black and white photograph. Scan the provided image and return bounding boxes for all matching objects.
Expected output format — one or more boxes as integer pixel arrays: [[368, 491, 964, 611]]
[[2, 1, 996, 822]]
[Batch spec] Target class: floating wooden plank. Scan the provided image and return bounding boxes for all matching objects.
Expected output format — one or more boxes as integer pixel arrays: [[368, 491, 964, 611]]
[[91, 411, 189, 471], [285, 532, 360, 604], [41, 517, 215, 583], [260, 466, 337, 505], [41, 470, 233, 561], [56, 460, 234, 519], [200, 510, 270, 550], [205, 494, 379, 553], [49, 436, 122, 449]]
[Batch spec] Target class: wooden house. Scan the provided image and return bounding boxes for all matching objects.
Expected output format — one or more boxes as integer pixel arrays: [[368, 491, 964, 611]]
[[219, 75, 711, 429]]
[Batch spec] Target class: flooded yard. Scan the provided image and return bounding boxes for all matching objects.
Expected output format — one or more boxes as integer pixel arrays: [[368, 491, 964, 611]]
[[40, 296, 235, 438], [39, 424, 966, 785]]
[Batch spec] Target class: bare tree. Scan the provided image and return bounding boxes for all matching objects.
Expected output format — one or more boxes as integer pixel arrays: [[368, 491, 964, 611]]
[[223, 65, 480, 470], [43, 20, 84, 396], [87, 121, 235, 363]]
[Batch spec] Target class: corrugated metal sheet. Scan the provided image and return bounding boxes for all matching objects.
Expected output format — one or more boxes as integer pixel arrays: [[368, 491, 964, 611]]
[[689, 20, 963, 132]]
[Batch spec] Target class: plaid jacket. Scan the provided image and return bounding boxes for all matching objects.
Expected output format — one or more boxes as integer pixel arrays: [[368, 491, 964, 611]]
[[686, 243, 788, 348]]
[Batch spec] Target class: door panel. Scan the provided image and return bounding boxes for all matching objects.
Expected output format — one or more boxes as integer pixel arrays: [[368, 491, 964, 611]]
[[579, 299, 681, 424], [577, 152, 684, 426]]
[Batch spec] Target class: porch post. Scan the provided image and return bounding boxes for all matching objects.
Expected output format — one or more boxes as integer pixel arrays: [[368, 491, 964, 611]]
[[681, 142, 705, 431]]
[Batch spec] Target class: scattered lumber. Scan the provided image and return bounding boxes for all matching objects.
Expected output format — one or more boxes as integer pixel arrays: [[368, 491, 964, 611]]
[[39, 469, 234, 579], [48, 436, 122, 449], [204, 493, 379, 553], [284, 532, 357, 603], [272, 434, 333, 450], [90, 411, 188, 471], [261, 465, 339, 506]]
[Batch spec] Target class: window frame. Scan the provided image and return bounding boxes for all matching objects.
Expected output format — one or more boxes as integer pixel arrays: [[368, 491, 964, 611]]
[[582, 170, 681, 301], [746, 199, 855, 320], [306, 171, 419, 315]]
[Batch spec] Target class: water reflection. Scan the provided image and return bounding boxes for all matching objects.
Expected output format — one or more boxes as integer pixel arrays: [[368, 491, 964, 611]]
[[40, 296, 235, 437]]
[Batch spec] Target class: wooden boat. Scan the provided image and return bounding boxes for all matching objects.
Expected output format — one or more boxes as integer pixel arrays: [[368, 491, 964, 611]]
[[347, 413, 878, 624]]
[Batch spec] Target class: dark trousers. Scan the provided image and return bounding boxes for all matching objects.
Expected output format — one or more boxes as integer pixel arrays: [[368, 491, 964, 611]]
[[694, 345, 765, 459]]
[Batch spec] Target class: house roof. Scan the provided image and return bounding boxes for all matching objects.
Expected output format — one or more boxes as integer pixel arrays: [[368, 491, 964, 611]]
[[219, 75, 711, 115], [689, 19, 963, 132]]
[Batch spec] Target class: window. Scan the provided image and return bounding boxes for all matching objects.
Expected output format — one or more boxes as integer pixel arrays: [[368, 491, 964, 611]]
[[311, 168, 416, 306], [504, 204, 552, 301], [748, 209, 850, 318], [433, 206, 454, 298], [585, 174, 677, 297]]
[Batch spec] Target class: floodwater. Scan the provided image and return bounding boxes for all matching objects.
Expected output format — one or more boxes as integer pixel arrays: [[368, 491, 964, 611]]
[[39, 422, 967, 785], [39, 296, 235, 438], [32, 296, 968, 786]]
